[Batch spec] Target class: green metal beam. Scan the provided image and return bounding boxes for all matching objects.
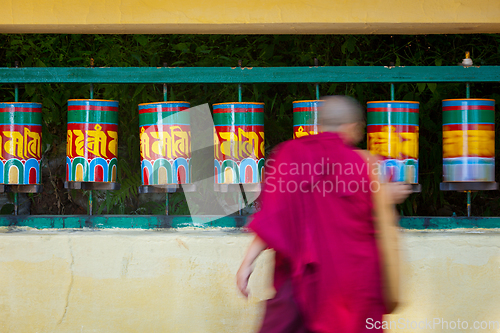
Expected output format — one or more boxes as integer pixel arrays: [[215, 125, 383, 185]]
[[0, 215, 247, 229], [399, 217, 500, 229], [0, 215, 499, 229], [0, 66, 499, 84]]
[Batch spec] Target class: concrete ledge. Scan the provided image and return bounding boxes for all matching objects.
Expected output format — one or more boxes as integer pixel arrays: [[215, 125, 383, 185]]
[[0, 228, 498, 332], [0, 228, 273, 332]]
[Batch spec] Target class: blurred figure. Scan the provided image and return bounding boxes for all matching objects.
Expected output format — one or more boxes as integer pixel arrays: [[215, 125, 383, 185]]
[[237, 96, 411, 333]]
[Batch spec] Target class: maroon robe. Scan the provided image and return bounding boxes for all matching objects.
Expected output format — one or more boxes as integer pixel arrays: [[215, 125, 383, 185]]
[[247, 132, 384, 333]]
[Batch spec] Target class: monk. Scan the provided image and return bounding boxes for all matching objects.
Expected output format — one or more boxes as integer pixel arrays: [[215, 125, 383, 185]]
[[236, 96, 411, 333]]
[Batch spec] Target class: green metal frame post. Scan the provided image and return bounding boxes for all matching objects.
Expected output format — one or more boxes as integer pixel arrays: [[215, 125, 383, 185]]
[[466, 82, 471, 217], [13, 61, 19, 216]]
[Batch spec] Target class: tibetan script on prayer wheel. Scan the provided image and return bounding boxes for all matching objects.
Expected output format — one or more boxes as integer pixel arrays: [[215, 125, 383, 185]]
[[213, 102, 265, 184], [367, 101, 419, 184], [139, 101, 191, 185], [442, 99, 495, 182], [0, 102, 42, 185], [66, 99, 119, 183]]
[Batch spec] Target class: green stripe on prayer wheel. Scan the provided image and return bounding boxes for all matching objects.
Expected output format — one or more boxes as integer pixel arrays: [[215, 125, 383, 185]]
[[443, 109, 494, 125], [0, 111, 42, 125], [367, 112, 419, 126], [213, 112, 264, 126], [139, 111, 191, 126], [293, 111, 318, 126], [67, 110, 118, 124]]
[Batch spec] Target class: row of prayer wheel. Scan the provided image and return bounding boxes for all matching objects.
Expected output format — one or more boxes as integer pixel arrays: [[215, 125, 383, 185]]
[[0, 98, 495, 189], [366, 98, 495, 185]]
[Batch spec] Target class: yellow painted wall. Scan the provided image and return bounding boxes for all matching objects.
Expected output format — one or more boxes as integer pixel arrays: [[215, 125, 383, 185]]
[[0, 0, 499, 34], [0, 228, 498, 332]]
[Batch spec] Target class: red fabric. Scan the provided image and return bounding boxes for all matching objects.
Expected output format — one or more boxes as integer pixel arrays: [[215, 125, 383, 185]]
[[258, 278, 310, 333], [247, 132, 384, 333]]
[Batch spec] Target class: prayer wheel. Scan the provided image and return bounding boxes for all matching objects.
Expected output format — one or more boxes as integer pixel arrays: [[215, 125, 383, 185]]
[[0, 102, 42, 185], [367, 101, 419, 184], [213, 102, 265, 184], [66, 99, 119, 184], [293, 100, 322, 139], [442, 99, 495, 183], [139, 101, 191, 185]]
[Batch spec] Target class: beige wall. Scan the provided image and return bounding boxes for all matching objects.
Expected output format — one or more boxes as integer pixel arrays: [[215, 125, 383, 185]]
[[0, 228, 498, 332], [390, 230, 500, 333], [1, 0, 500, 34]]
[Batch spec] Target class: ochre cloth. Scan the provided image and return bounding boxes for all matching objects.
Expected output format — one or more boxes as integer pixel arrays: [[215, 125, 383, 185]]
[[247, 132, 384, 333]]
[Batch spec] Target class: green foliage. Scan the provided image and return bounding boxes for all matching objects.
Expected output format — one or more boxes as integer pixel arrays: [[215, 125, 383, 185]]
[[1, 34, 500, 216], [0, 203, 14, 215]]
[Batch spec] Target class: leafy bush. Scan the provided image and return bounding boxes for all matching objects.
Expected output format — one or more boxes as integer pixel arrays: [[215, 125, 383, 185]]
[[1, 34, 499, 216]]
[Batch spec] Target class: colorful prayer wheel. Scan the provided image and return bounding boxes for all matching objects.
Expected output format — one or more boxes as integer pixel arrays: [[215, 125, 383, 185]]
[[213, 102, 265, 184], [293, 100, 322, 139], [367, 101, 419, 184], [139, 101, 191, 185], [442, 99, 495, 182], [0, 102, 42, 185], [66, 99, 119, 183]]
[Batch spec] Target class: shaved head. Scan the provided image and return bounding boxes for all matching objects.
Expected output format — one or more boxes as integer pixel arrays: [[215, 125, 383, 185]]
[[319, 95, 365, 132]]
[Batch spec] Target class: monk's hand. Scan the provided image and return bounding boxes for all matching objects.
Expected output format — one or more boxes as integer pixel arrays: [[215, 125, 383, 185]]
[[237, 235, 266, 297], [236, 262, 254, 298], [386, 182, 412, 204]]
